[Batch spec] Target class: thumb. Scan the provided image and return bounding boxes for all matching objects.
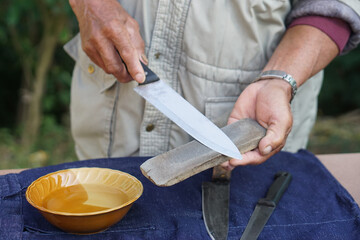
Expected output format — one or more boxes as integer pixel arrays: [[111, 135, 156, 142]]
[[258, 121, 291, 156]]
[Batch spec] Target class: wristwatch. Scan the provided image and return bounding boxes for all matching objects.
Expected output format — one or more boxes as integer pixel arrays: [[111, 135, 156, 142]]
[[254, 70, 297, 102]]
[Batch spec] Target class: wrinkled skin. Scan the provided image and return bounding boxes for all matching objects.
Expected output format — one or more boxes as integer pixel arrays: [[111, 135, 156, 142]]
[[69, 0, 147, 83]]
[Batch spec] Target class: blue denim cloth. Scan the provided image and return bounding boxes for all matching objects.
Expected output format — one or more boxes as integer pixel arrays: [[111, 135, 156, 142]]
[[1, 150, 359, 239]]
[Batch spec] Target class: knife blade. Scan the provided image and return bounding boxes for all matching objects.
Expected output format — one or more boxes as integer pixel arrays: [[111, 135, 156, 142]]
[[202, 165, 231, 240], [240, 171, 292, 240], [133, 62, 242, 160]]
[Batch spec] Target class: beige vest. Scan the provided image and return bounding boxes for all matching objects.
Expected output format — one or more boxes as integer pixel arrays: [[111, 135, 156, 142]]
[[65, 0, 324, 160]]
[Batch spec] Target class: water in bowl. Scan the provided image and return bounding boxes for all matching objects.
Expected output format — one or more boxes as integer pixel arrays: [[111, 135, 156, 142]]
[[42, 184, 130, 213]]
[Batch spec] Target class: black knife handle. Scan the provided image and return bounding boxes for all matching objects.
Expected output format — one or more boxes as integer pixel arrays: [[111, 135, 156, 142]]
[[263, 171, 292, 205], [117, 51, 159, 85], [139, 61, 160, 85]]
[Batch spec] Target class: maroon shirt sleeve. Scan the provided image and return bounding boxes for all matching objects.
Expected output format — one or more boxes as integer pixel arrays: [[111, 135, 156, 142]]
[[288, 15, 351, 54]]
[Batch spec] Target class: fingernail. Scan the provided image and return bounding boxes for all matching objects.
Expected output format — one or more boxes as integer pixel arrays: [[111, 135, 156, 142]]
[[263, 145, 272, 155], [141, 53, 148, 64], [135, 73, 145, 83]]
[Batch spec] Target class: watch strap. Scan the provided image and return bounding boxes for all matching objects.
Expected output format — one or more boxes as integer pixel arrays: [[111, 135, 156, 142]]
[[254, 70, 297, 102]]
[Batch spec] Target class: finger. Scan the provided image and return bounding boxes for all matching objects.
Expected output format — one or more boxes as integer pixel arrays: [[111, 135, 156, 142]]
[[221, 137, 285, 169], [123, 17, 147, 65], [258, 117, 292, 157], [227, 148, 272, 167], [116, 55, 134, 83], [128, 26, 147, 64], [86, 50, 106, 71], [81, 38, 106, 70], [220, 148, 267, 170], [92, 49, 106, 70], [112, 30, 145, 83], [84, 45, 127, 81], [95, 38, 133, 82], [220, 161, 235, 171], [118, 45, 144, 83]]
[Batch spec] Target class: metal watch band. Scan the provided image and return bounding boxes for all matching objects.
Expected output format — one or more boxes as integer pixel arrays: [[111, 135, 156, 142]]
[[254, 70, 298, 102]]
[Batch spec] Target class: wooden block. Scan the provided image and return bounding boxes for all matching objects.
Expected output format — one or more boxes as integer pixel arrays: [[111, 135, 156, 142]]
[[140, 119, 266, 186]]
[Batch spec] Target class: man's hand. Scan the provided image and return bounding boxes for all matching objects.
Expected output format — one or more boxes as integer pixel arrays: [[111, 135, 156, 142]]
[[221, 24, 339, 169], [69, 0, 146, 83], [221, 79, 293, 170]]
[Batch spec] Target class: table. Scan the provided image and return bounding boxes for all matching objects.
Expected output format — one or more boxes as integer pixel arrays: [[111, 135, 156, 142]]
[[0, 153, 359, 205], [1, 152, 359, 239], [316, 153, 360, 205]]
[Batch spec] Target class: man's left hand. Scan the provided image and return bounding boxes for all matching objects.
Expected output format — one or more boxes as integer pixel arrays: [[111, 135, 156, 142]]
[[221, 78, 293, 169]]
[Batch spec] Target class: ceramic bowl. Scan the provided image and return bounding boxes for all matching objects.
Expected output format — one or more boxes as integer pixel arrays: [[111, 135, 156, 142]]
[[26, 167, 143, 234]]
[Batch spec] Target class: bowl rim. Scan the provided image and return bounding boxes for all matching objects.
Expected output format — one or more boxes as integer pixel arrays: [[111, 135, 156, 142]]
[[25, 167, 144, 217]]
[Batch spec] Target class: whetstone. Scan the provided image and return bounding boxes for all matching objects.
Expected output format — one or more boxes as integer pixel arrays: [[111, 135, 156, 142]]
[[140, 119, 266, 186]]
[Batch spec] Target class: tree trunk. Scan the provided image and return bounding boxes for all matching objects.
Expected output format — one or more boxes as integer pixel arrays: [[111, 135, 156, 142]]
[[19, 14, 66, 150], [20, 34, 57, 147]]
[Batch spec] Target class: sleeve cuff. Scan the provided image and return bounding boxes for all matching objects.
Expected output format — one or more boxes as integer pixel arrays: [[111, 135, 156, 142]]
[[286, 0, 360, 54], [288, 16, 351, 54]]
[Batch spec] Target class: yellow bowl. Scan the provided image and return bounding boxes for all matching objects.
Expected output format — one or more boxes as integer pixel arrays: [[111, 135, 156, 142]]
[[26, 167, 143, 234]]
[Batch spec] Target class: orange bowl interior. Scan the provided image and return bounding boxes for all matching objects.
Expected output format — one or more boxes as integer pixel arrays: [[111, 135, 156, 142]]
[[26, 167, 143, 234]]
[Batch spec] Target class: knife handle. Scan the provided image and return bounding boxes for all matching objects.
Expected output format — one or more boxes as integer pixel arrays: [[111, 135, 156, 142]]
[[139, 62, 160, 85], [212, 165, 231, 182], [117, 50, 159, 85], [264, 171, 292, 205]]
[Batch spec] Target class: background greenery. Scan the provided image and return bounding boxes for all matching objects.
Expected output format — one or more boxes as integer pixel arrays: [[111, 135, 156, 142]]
[[0, 1, 359, 169]]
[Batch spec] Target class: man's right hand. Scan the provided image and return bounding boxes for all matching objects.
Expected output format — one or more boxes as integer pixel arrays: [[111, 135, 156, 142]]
[[69, 0, 147, 83]]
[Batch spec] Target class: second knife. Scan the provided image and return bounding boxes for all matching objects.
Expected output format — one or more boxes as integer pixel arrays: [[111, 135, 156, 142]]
[[240, 172, 292, 240]]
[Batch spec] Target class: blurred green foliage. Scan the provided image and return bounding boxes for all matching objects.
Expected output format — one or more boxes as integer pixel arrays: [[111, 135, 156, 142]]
[[319, 47, 360, 116], [0, 0, 77, 128], [0, 0, 78, 168], [0, 116, 76, 169]]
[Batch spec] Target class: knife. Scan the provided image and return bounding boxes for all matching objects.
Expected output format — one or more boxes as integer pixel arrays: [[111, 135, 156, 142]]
[[202, 165, 231, 240], [133, 62, 242, 160], [240, 171, 292, 240]]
